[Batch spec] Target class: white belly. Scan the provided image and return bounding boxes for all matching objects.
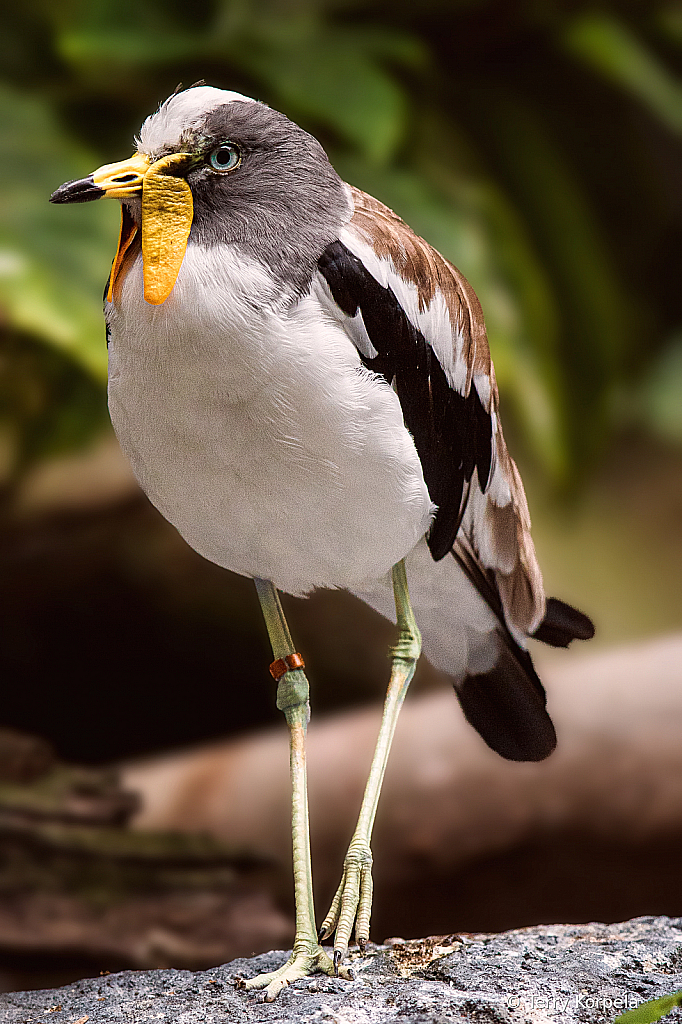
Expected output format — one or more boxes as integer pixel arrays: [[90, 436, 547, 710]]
[[106, 244, 433, 594]]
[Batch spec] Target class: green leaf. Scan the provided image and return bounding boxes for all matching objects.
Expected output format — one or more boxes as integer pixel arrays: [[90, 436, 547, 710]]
[[615, 991, 682, 1024], [638, 332, 682, 444], [564, 12, 682, 137], [229, 22, 412, 163], [660, 7, 682, 46], [58, 27, 205, 70], [0, 330, 107, 480], [464, 89, 630, 474], [414, 113, 568, 478], [59, 8, 417, 164], [0, 83, 117, 378]]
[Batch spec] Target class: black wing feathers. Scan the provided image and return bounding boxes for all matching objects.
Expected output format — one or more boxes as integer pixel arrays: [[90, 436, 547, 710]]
[[318, 240, 492, 560], [451, 539, 593, 760], [451, 539, 555, 759], [533, 597, 595, 647], [452, 542, 595, 653], [456, 647, 557, 761], [319, 235, 594, 765]]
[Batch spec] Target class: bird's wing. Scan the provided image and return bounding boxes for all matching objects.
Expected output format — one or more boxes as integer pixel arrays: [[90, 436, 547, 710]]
[[316, 185, 544, 641]]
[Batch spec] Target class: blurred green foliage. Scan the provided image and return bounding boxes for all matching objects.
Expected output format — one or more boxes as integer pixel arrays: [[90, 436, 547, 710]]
[[1, 0, 682, 485], [615, 991, 682, 1024]]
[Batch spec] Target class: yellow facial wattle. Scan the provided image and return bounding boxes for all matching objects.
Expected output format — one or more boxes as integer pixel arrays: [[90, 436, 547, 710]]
[[92, 151, 194, 306], [140, 154, 194, 306]]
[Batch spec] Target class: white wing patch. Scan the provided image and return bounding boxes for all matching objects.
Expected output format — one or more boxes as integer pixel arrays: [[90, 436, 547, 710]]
[[486, 412, 510, 507], [312, 274, 379, 360], [336, 224, 506, 507], [473, 372, 491, 410], [339, 226, 471, 396]]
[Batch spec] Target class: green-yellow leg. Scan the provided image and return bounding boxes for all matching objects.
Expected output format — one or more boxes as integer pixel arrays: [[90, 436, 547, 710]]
[[319, 559, 421, 969], [239, 578, 353, 1001]]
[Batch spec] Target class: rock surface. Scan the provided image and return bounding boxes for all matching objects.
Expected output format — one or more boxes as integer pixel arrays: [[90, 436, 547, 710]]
[[3, 917, 682, 1023]]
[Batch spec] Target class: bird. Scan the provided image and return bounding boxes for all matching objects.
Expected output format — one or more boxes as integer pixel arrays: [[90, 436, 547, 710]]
[[50, 83, 594, 1001]]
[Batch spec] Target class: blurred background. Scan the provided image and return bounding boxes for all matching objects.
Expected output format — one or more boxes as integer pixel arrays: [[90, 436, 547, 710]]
[[1, 0, 682, 995]]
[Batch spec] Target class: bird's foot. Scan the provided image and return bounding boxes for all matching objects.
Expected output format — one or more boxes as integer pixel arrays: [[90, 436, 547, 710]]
[[238, 938, 352, 1001], [318, 839, 373, 969]]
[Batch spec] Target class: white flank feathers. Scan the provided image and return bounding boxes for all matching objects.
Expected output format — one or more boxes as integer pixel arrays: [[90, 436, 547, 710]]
[[354, 538, 500, 681]]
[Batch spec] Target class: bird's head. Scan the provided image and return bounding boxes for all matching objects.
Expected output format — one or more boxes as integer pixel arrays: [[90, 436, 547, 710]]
[[50, 85, 350, 305]]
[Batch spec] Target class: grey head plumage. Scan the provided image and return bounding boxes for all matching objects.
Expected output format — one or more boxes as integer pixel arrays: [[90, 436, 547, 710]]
[[170, 98, 353, 293]]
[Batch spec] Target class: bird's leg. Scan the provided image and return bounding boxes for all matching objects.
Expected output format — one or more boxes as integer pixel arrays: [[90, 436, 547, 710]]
[[239, 578, 353, 1001], [319, 559, 421, 969]]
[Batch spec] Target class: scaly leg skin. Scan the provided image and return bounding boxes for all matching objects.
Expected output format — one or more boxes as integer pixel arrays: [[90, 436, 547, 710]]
[[239, 579, 353, 1002], [318, 559, 421, 971]]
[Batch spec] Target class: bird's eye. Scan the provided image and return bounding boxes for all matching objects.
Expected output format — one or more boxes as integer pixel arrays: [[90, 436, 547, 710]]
[[208, 143, 241, 172]]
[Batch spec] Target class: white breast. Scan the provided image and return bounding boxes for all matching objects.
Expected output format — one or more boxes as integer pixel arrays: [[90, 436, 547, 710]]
[[106, 243, 434, 594]]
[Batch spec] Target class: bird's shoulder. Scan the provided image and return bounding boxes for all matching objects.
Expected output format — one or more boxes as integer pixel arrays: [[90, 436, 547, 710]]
[[316, 185, 545, 640], [320, 185, 492, 395], [343, 186, 490, 374]]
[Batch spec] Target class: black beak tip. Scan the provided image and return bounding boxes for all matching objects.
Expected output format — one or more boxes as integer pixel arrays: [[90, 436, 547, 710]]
[[50, 175, 106, 204]]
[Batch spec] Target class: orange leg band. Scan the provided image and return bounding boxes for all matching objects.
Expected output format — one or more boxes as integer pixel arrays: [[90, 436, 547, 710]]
[[269, 652, 305, 681]]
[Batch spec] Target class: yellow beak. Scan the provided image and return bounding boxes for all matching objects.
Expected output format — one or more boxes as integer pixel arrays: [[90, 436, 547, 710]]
[[52, 152, 195, 306], [92, 151, 151, 199]]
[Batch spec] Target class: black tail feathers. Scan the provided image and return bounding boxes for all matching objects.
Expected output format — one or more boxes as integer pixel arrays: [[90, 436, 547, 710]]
[[533, 597, 595, 648], [454, 640, 556, 762], [453, 598, 593, 763]]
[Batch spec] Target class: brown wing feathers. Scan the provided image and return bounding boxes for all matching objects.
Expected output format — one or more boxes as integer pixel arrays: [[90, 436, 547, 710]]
[[328, 187, 545, 639], [318, 187, 594, 762], [317, 236, 492, 560], [350, 188, 491, 385]]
